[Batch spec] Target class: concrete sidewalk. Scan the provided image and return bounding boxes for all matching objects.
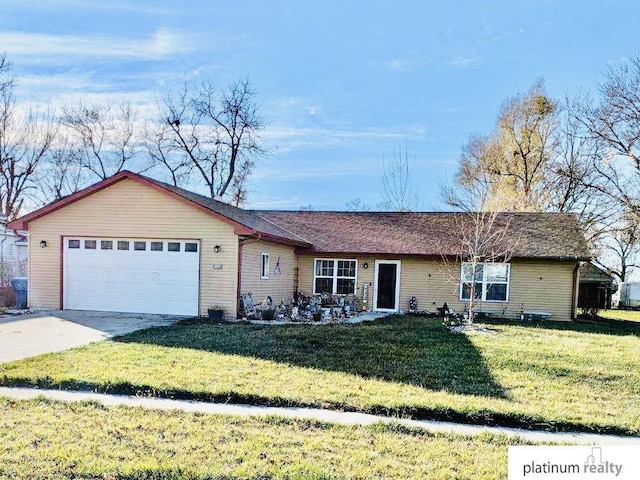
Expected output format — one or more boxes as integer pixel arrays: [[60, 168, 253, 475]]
[[1, 387, 638, 446]]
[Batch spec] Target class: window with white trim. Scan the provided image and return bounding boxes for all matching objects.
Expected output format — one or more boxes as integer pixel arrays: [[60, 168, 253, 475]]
[[261, 253, 270, 279], [313, 259, 357, 295], [460, 263, 510, 302]]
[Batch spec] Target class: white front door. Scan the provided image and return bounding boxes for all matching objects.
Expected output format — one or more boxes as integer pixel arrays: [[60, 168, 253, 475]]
[[373, 260, 401, 312], [63, 237, 200, 316]]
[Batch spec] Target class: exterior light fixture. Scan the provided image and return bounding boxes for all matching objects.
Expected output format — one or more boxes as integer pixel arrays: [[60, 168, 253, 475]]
[[363, 262, 368, 269], [214, 244, 221, 253], [40, 240, 47, 248]]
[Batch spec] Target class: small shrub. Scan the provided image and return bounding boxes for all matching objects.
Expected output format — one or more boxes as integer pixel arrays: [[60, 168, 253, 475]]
[[0, 286, 15, 307], [578, 306, 599, 320]]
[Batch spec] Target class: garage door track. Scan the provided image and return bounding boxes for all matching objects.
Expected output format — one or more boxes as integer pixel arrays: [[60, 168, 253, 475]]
[[0, 310, 183, 364]]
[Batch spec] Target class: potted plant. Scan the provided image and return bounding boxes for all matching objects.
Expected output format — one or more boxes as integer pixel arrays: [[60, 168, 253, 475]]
[[261, 308, 275, 320], [207, 305, 225, 322]]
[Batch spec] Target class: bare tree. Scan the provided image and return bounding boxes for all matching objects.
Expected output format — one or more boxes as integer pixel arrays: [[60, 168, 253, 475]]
[[35, 135, 86, 204], [378, 143, 419, 211], [0, 54, 56, 219], [61, 100, 143, 181], [442, 203, 518, 325], [150, 78, 265, 206], [345, 197, 371, 212], [600, 209, 640, 282], [542, 101, 618, 244], [144, 115, 191, 188], [450, 80, 558, 212], [569, 54, 640, 217]]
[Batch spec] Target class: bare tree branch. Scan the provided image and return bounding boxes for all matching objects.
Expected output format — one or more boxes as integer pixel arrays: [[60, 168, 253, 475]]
[[378, 143, 419, 211], [60, 100, 144, 180], [149, 78, 265, 205]]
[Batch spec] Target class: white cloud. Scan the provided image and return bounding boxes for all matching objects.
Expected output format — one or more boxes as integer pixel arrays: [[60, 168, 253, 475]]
[[12, 71, 160, 110], [0, 29, 194, 62], [251, 161, 375, 182], [448, 49, 480, 67], [371, 49, 479, 71]]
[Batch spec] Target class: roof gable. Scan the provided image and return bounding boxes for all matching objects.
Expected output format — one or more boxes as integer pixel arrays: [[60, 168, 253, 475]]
[[7, 172, 311, 247]]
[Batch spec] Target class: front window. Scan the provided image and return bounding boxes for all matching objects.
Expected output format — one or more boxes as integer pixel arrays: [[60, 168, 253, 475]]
[[314, 259, 357, 295], [460, 262, 510, 302]]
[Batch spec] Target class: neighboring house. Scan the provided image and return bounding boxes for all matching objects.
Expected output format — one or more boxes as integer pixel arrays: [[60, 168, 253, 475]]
[[578, 262, 617, 310], [0, 215, 28, 286], [8, 171, 591, 321]]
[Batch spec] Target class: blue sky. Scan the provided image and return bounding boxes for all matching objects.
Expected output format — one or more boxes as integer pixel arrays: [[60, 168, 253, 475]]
[[2, 0, 639, 210]]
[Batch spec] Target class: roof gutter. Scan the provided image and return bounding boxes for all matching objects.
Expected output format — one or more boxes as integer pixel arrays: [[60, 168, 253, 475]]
[[571, 261, 582, 321], [237, 234, 263, 317]]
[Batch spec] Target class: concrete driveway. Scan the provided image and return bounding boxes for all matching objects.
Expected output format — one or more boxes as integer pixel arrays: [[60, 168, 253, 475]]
[[0, 310, 183, 364]]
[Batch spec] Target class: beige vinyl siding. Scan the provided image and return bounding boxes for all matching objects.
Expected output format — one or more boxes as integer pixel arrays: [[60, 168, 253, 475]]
[[27, 178, 239, 317], [298, 255, 577, 321], [240, 240, 297, 304]]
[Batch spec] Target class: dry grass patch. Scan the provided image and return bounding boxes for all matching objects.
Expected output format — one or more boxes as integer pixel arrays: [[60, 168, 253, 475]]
[[0, 397, 527, 480]]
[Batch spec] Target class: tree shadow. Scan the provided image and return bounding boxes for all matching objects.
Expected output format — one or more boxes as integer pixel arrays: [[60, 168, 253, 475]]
[[480, 316, 640, 337], [114, 316, 508, 399]]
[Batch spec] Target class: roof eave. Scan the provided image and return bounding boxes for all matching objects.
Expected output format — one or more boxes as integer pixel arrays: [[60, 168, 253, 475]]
[[258, 232, 312, 248], [294, 249, 592, 261]]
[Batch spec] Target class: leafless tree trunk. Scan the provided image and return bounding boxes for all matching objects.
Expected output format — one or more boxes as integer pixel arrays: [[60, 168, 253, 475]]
[[378, 143, 419, 211], [150, 78, 265, 206]]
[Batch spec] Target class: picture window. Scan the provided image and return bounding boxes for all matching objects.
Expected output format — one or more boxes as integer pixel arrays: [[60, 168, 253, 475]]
[[313, 259, 357, 295], [460, 263, 510, 302]]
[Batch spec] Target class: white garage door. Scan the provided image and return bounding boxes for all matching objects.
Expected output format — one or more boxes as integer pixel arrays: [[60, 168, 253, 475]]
[[63, 237, 200, 316]]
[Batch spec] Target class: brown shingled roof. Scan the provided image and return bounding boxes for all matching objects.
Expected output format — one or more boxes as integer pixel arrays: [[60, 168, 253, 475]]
[[7, 171, 591, 260], [254, 211, 591, 260], [141, 177, 311, 246]]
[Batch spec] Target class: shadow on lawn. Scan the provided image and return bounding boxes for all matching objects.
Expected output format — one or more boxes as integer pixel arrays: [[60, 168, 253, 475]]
[[480, 316, 640, 337], [114, 315, 508, 399]]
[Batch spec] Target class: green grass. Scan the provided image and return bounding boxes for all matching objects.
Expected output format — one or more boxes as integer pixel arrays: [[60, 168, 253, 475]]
[[598, 308, 640, 323], [1, 316, 639, 435], [0, 397, 529, 480]]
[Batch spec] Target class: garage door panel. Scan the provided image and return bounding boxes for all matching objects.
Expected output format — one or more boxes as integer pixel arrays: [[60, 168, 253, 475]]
[[63, 237, 200, 316]]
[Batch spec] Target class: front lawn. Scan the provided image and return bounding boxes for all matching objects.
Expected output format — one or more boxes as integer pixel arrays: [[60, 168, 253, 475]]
[[598, 309, 640, 323], [0, 397, 526, 479], [1, 316, 638, 435]]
